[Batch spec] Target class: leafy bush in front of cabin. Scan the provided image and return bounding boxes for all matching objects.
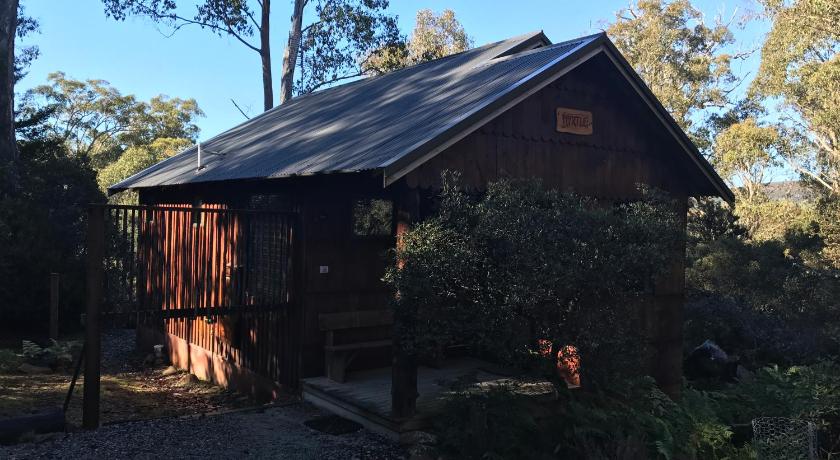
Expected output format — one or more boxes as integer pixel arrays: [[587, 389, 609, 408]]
[[436, 365, 840, 459], [435, 377, 754, 460], [385, 172, 682, 386]]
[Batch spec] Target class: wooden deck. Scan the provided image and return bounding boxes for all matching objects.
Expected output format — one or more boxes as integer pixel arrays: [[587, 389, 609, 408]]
[[301, 357, 555, 438]]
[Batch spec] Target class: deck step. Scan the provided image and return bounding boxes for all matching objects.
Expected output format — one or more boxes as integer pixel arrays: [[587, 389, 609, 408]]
[[301, 381, 415, 440]]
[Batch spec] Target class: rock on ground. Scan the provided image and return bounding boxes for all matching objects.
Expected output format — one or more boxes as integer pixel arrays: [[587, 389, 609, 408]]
[[0, 403, 403, 459]]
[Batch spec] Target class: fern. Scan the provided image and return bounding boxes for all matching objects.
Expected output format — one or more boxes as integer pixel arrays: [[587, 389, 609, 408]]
[[21, 340, 42, 359]]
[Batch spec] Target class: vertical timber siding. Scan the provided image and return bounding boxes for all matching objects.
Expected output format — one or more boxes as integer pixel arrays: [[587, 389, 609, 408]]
[[123, 203, 300, 394]]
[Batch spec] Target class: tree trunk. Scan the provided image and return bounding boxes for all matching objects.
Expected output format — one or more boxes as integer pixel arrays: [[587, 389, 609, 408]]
[[259, 0, 273, 111], [279, 0, 305, 105], [0, 0, 18, 195]]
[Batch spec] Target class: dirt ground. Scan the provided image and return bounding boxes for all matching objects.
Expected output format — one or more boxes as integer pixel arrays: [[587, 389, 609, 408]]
[[0, 329, 270, 427], [0, 329, 403, 459]]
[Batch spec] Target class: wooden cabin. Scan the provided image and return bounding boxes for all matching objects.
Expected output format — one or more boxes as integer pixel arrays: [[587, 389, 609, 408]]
[[110, 31, 732, 431]]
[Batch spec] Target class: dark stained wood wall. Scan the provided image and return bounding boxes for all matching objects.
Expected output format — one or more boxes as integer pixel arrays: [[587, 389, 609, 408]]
[[140, 173, 395, 378], [402, 53, 708, 201], [126, 202, 300, 386]]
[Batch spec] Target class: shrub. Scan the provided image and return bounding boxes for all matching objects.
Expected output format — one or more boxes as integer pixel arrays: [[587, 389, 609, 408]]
[[386, 173, 681, 386], [21, 339, 82, 370], [710, 361, 840, 456], [0, 128, 105, 328], [684, 294, 823, 367], [436, 377, 754, 460], [686, 198, 840, 364], [436, 383, 547, 459]]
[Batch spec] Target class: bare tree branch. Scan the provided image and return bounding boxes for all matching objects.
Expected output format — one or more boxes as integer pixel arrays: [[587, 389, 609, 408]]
[[230, 98, 250, 119], [126, 3, 261, 53]]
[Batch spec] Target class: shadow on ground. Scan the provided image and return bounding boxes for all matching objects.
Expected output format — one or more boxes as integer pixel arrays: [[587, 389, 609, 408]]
[[0, 329, 284, 429]]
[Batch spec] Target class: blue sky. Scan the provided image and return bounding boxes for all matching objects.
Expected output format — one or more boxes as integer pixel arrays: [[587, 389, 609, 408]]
[[18, 0, 768, 141]]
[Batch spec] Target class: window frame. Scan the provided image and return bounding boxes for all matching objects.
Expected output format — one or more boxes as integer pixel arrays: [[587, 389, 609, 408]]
[[349, 195, 396, 239]]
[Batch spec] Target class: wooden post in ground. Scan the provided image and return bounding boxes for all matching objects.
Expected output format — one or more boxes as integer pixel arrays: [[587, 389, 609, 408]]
[[49, 273, 59, 340], [391, 188, 419, 419], [391, 336, 418, 418], [649, 197, 688, 400], [83, 205, 104, 429]]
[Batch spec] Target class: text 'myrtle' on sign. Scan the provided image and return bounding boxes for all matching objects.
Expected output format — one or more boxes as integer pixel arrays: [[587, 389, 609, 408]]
[[556, 107, 593, 135]]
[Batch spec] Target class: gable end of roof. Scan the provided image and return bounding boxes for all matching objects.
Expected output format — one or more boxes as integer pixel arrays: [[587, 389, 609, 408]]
[[382, 33, 734, 203]]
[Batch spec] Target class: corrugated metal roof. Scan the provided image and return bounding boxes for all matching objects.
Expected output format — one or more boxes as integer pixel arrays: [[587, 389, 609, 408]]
[[109, 32, 594, 192], [108, 31, 733, 202]]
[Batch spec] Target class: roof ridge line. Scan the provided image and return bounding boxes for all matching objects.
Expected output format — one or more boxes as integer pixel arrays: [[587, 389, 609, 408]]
[[472, 33, 604, 69]]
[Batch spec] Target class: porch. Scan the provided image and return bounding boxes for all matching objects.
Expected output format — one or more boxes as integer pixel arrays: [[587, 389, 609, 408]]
[[301, 357, 556, 439]]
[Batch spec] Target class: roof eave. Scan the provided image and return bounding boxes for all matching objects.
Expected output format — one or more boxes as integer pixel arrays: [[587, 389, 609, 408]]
[[108, 167, 385, 196]]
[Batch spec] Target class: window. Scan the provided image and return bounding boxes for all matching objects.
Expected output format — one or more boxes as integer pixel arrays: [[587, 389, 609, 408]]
[[352, 199, 393, 237], [249, 194, 292, 211]]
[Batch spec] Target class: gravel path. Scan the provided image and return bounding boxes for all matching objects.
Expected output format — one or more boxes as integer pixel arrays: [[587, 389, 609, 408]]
[[0, 403, 403, 459]]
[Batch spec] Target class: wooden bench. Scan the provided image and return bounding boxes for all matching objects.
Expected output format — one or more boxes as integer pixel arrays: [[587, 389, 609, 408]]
[[319, 310, 393, 383]]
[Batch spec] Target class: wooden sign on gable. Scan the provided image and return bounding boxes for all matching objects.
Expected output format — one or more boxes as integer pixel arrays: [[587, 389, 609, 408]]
[[556, 107, 593, 135]]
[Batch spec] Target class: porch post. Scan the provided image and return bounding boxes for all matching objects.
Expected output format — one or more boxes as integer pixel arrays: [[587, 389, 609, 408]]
[[391, 188, 420, 419], [83, 205, 104, 429], [649, 197, 688, 400], [392, 328, 418, 418]]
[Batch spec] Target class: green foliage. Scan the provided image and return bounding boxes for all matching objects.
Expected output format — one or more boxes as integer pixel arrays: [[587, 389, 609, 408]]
[[0, 349, 23, 373], [734, 197, 818, 243], [386, 173, 681, 385], [21, 339, 82, 369], [18, 72, 202, 194], [814, 196, 840, 268], [364, 9, 472, 75], [24, 71, 139, 158], [607, 0, 738, 139], [23, 72, 202, 165], [436, 383, 546, 459], [351, 198, 393, 236], [712, 361, 840, 456], [712, 119, 784, 204], [295, 0, 400, 94], [686, 197, 747, 244], [14, 3, 39, 83], [751, 0, 840, 196], [438, 366, 840, 459], [0, 110, 106, 326], [685, 198, 840, 365], [436, 378, 754, 460], [97, 137, 192, 192]]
